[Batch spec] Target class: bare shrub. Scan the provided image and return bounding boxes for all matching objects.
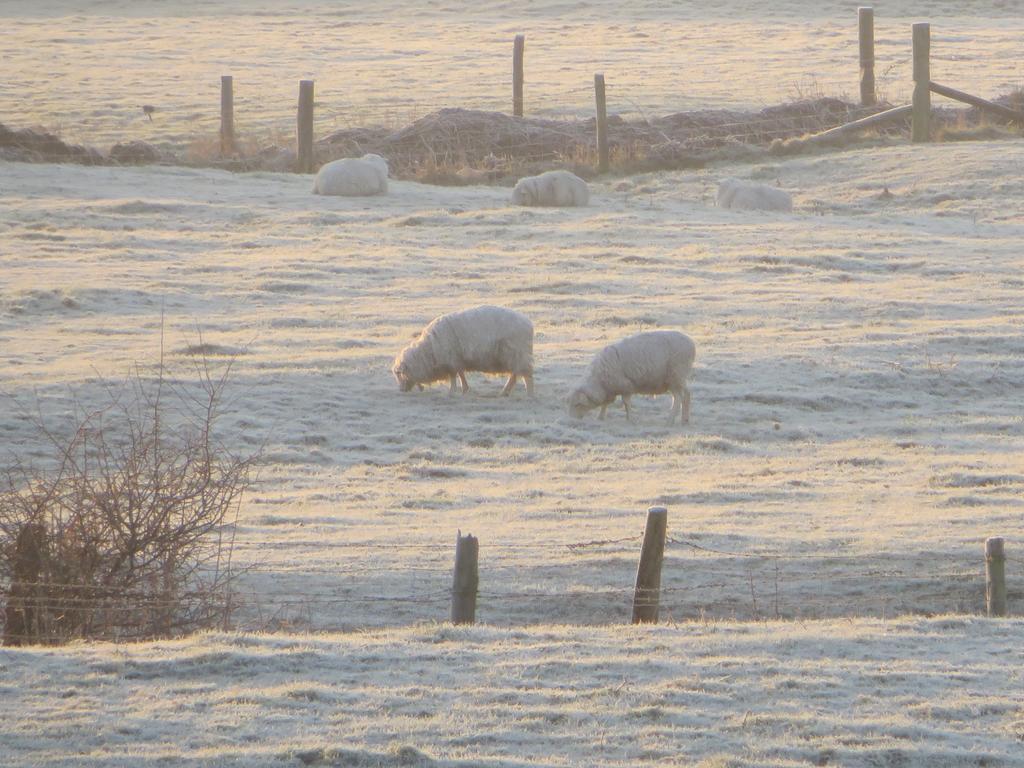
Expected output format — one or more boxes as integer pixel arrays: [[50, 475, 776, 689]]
[[0, 352, 256, 645]]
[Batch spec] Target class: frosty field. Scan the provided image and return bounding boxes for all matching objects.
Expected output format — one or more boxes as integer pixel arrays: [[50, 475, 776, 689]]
[[3, 0, 1024, 765], [3, 139, 1023, 628], [3, 0, 1024, 152], [3, 134, 1024, 764]]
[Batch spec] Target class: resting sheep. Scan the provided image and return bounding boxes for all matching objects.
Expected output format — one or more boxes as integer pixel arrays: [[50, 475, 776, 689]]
[[392, 306, 534, 396], [312, 154, 389, 196], [568, 330, 695, 425], [513, 170, 589, 207], [716, 178, 792, 212]]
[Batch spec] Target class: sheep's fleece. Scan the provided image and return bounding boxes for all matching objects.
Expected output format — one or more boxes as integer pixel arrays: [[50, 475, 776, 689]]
[[716, 178, 793, 212], [392, 305, 534, 395], [312, 154, 389, 196], [513, 170, 590, 207]]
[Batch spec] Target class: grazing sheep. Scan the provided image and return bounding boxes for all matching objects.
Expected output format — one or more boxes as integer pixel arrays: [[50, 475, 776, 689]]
[[392, 306, 534, 396], [513, 170, 589, 207], [312, 154, 389, 196], [716, 178, 792, 212], [568, 330, 695, 425]]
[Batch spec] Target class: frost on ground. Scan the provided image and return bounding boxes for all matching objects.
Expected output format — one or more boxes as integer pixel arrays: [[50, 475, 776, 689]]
[[1, 137, 1023, 764], [1, 143, 1023, 630], [1, 619, 1022, 767], [3, 0, 1023, 153]]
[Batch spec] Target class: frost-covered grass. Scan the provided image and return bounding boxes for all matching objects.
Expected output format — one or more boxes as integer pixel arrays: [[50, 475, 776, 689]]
[[3, 83, 1024, 767], [1, 141, 1022, 631], [3, 0, 1024, 151], [1, 618, 1022, 767]]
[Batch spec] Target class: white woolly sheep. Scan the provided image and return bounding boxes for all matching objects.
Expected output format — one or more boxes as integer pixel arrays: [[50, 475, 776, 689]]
[[312, 154, 389, 196], [513, 170, 589, 207], [392, 305, 535, 396], [716, 178, 792, 212], [568, 330, 695, 425]]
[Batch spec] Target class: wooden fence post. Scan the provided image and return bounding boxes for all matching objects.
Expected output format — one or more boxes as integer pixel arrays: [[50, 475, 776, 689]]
[[985, 537, 1007, 617], [220, 75, 235, 156], [632, 507, 668, 624], [296, 79, 315, 173], [2, 523, 46, 646], [859, 7, 876, 106], [594, 73, 609, 173], [451, 531, 479, 624], [513, 34, 525, 117], [912, 22, 930, 142]]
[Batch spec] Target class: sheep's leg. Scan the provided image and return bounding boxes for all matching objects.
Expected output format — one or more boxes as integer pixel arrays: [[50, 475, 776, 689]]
[[598, 404, 608, 420], [524, 373, 534, 397], [459, 371, 470, 394], [449, 375, 458, 395], [682, 385, 691, 425], [501, 374, 517, 396], [622, 396, 633, 422], [668, 390, 681, 425]]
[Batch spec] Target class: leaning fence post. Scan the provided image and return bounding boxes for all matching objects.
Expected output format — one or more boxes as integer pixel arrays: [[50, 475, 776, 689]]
[[985, 537, 1007, 617], [859, 7, 876, 106], [912, 22, 930, 142], [2, 523, 46, 646], [594, 73, 609, 173], [513, 34, 525, 117], [632, 507, 668, 624], [296, 79, 315, 173], [451, 531, 479, 624], [220, 75, 235, 156]]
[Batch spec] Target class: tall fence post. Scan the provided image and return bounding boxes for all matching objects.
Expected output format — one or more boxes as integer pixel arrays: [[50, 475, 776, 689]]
[[513, 34, 525, 117], [912, 22, 930, 142], [632, 507, 668, 624], [220, 75, 235, 156], [594, 73, 609, 173], [451, 531, 479, 624], [2, 523, 46, 646], [859, 7, 876, 106], [985, 537, 1007, 617], [296, 79, 315, 173]]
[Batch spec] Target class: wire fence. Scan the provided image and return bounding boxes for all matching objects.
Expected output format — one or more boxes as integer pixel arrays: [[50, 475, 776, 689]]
[[2, 529, 1015, 644], [6, 11, 1022, 173]]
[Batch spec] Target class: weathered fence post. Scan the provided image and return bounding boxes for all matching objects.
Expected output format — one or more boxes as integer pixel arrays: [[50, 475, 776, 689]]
[[451, 531, 479, 624], [296, 79, 315, 173], [912, 22, 930, 142], [985, 537, 1007, 617], [632, 507, 668, 624], [594, 73, 609, 173], [220, 75, 235, 156], [513, 34, 525, 117], [859, 7, 876, 106], [2, 523, 46, 646]]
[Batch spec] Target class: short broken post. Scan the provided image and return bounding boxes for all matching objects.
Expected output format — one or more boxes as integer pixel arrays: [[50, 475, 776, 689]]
[[220, 75, 235, 156], [632, 507, 668, 624], [296, 79, 315, 173], [859, 7, 876, 106], [594, 73, 609, 173], [985, 537, 1007, 617], [2, 523, 46, 646], [912, 22, 930, 142], [513, 34, 525, 117], [451, 531, 479, 624]]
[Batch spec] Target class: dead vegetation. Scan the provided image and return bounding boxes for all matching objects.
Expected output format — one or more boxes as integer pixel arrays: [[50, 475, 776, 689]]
[[3, 89, 1022, 179], [0, 351, 256, 645]]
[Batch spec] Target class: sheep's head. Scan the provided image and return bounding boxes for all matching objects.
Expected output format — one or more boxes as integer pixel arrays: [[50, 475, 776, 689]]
[[362, 153, 389, 176], [512, 179, 534, 206], [568, 387, 600, 419], [392, 358, 415, 392]]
